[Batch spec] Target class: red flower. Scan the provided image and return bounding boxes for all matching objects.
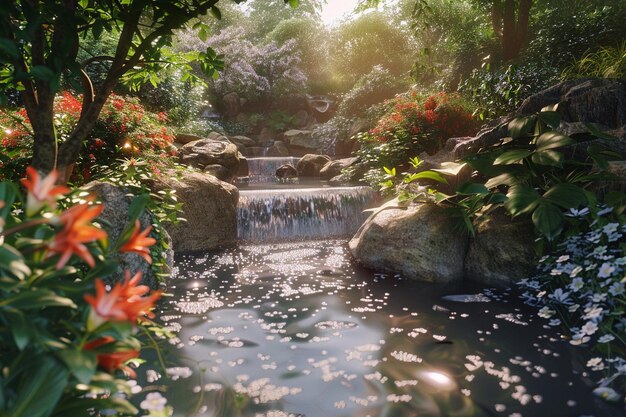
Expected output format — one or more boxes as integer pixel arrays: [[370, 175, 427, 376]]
[[48, 202, 106, 268], [83, 336, 139, 378], [424, 96, 437, 111], [21, 166, 70, 216], [118, 220, 157, 263], [84, 271, 162, 324]]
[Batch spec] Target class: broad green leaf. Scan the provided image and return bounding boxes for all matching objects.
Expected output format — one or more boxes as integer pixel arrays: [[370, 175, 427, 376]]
[[0, 38, 20, 59], [493, 149, 533, 165], [504, 184, 540, 216], [457, 182, 489, 195], [485, 173, 518, 188], [488, 192, 508, 204], [210, 6, 221, 19], [532, 202, 564, 241], [0, 181, 19, 220], [405, 170, 447, 184], [1, 289, 76, 309], [287, 0, 299, 8], [9, 356, 69, 417], [383, 166, 396, 176], [29, 65, 57, 81], [543, 183, 588, 209], [536, 131, 574, 151], [531, 150, 563, 167], [127, 194, 149, 222], [57, 349, 97, 385], [508, 115, 536, 139], [585, 122, 617, 140], [537, 111, 560, 129]]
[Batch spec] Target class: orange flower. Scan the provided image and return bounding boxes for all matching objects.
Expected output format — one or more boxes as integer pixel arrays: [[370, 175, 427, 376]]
[[83, 336, 139, 378], [84, 271, 162, 327], [48, 202, 106, 268], [21, 166, 70, 216], [119, 220, 157, 264]]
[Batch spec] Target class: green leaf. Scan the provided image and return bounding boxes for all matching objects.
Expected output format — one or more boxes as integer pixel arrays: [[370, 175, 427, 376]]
[[57, 349, 97, 385], [1, 289, 76, 309], [457, 182, 489, 195], [504, 184, 540, 216], [0, 245, 31, 280], [0, 38, 20, 59], [532, 202, 564, 241], [0, 181, 19, 220], [29, 65, 57, 82], [493, 149, 533, 165], [383, 166, 396, 176], [543, 183, 588, 209], [9, 356, 69, 417], [537, 111, 560, 129], [536, 131, 574, 151], [3, 308, 30, 350], [531, 150, 563, 167], [128, 194, 149, 222], [585, 122, 617, 140], [485, 173, 518, 188], [508, 115, 536, 139], [404, 170, 447, 184], [287, 0, 299, 8]]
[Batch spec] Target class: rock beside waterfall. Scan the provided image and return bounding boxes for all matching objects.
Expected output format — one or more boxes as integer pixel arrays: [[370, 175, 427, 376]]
[[349, 202, 468, 283], [229, 135, 257, 148], [150, 171, 239, 251], [276, 164, 298, 178], [319, 157, 358, 180], [296, 154, 331, 177], [179, 137, 240, 180], [464, 211, 537, 286], [266, 140, 290, 157], [83, 181, 173, 289]]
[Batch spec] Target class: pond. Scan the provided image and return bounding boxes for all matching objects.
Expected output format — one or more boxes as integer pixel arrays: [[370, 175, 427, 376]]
[[146, 239, 620, 417]]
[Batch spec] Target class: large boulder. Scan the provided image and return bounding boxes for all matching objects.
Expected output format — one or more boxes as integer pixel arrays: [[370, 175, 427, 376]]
[[283, 129, 326, 153], [450, 78, 626, 159], [319, 157, 358, 180], [464, 211, 537, 286], [150, 171, 239, 251], [229, 135, 257, 148], [179, 137, 240, 179], [83, 181, 173, 289], [276, 164, 298, 178], [266, 140, 290, 157], [175, 133, 203, 145], [296, 154, 331, 177], [349, 202, 468, 284]]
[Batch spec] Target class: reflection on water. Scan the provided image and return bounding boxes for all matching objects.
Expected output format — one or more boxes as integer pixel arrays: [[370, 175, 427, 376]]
[[146, 240, 621, 417]]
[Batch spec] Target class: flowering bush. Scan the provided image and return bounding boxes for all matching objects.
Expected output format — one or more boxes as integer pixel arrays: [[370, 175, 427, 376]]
[[176, 27, 307, 102], [355, 91, 478, 182], [0, 92, 178, 184], [519, 206, 626, 402], [0, 168, 171, 416]]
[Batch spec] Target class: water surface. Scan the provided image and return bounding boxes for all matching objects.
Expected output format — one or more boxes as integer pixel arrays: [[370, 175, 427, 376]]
[[148, 240, 620, 417]]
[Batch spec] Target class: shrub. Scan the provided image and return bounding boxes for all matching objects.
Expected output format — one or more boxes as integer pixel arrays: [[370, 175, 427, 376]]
[[562, 41, 626, 80], [0, 168, 170, 417], [0, 92, 178, 185], [356, 91, 477, 177], [458, 63, 560, 121]]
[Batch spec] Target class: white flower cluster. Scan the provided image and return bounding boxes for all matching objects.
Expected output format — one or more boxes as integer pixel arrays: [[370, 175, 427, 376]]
[[518, 211, 626, 403]]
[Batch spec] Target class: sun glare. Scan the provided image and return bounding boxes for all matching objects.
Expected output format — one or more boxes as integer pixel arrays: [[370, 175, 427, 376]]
[[320, 0, 362, 26]]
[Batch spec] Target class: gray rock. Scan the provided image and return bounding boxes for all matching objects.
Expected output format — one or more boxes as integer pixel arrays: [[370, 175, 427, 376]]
[[283, 129, 327, 153], [319, 157, 358, 180], [266, 140, 290, 157], [230, 135, 256, 147], [296, 154, 331, 177], [237, 156, 249, 177], [151, 171, 239, 252], [175, 133, 203, 145], [349, 202, 468, 283], [178, 138, 240, 178], [464, 211, 536, 286], [276, 164, 298, 178], [256, 127, 275, 145], [203, 164, 231, 181], [84, 181, 173, 289]]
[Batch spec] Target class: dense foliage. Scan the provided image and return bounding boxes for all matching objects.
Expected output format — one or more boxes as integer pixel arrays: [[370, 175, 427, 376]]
[[0, 168, 168, 417], [355, 92, 477, 183], [0, 92, 177, 184]]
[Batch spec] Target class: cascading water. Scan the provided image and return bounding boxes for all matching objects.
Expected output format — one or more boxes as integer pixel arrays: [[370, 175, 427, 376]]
[[237, 186, 375, 242], [244, 156, 300, 183]]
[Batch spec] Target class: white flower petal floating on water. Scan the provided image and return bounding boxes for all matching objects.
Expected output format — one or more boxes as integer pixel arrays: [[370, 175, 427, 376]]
[[140, 392, 167, 411]]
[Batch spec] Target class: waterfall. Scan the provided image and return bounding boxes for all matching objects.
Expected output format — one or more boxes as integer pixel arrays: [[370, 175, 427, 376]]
[[245, 157, 300, 183], [237, 186, 376, 242]]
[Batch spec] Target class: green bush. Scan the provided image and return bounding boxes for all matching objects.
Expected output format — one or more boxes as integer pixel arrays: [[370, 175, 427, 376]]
[[562, 41, 626, 80], [355, 91, 478, 180]]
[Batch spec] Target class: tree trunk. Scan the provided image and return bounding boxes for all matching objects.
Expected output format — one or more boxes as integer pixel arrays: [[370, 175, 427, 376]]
[[493, 0, 534, 62]]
